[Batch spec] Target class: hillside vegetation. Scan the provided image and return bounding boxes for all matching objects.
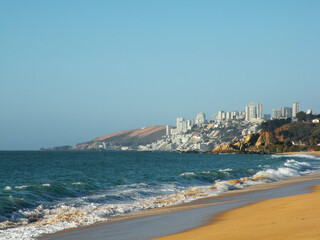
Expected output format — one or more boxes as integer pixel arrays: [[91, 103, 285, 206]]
[[261, 118, 320, 152], [262, 119, 320, 144], [209, 116, 320, 154]]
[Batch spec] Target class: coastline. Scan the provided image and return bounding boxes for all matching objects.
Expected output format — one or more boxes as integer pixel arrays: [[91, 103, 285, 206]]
[[154, 182, 320, 240], [152, 153, 320, 240], [276, 150, 320, 155], [39, 166, 320, 240]]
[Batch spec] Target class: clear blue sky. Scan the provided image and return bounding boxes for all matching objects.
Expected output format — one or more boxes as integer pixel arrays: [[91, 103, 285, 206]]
[[1, 0, 320, 150]]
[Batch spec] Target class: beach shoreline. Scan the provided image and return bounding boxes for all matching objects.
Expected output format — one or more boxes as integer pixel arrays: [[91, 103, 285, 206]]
[[154, 181, 320, 240], [152, 152, 320, 240], [39, 161, 320, 240], [276, 150, 320, 155]]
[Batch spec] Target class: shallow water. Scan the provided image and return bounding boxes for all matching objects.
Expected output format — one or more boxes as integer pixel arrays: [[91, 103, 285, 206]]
[[0, 151, 319, 239]]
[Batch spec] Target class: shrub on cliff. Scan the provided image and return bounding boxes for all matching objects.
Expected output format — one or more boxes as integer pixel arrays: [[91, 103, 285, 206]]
[[261, 118, 292, 133]]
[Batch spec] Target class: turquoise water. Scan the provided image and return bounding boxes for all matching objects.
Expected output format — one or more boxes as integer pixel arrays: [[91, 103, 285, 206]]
[[0, 151, 319, 239]]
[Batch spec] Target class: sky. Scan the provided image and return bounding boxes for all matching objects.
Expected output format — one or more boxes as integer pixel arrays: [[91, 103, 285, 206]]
[[1, 0, 320, 150]]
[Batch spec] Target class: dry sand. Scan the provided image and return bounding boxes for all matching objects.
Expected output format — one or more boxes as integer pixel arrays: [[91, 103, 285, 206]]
[[277, 150, 320, 155], [154, 184, 320, 240]]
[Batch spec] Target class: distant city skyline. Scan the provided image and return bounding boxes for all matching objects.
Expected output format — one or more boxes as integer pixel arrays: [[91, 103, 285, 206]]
[[1, 1, 320, 150], [174, 101, 305, 127]]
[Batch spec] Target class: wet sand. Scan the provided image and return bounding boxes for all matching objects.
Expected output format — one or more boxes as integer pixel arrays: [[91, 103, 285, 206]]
[[154, 183, 320, 240], [39, 171, 320, 240]]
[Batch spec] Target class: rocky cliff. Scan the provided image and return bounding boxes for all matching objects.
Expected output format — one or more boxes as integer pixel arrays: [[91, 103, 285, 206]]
[[208, 131, 279, 154]]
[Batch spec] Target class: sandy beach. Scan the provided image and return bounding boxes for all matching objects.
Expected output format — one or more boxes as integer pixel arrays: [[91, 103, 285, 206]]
[[40, 166, 320, 240], [277, 150, 320, 156], [152, 152, 320, 240], [154, 185, 320, 240]]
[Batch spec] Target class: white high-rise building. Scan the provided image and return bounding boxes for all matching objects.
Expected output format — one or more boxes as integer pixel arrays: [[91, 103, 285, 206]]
[[257, 103, 262, 119], [226, 112, 231, 121], [245, 106, 250, 121], [166, 125, 172, 136], [246, 102, 256, 121], [231, 111, 239, 119], [249, 102, 257, 120], [186, 120, 192, 130], [293, 102, 299, 118], [286, 107, 293, 118], [196, 112, 206, 125], [221, 111, 226, 120], [272, 109, 281, 119], [281, 107, 292, 118], [216, 111, 226, 121], [182, 121, 187, 132], [176, 118, 185, 134]]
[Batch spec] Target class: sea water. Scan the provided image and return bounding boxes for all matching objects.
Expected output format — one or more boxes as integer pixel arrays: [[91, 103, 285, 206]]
[[0, 151, 319, 239]]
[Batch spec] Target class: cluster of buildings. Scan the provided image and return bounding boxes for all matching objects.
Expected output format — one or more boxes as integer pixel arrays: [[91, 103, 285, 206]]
[[167, 112, 206, 136], [213, 110, 245, 122], [138, 101, 313, 152], [140, 102, 266, 152], [212, 102, 265, 122], [272, 102, 299, 119], [139, 112, 260, 152], [245, 102, 263, 121], [212, 101, 302, 122]]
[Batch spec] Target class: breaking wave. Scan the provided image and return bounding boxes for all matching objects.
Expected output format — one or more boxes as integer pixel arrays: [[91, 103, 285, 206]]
[[1, 151, 320, 239]]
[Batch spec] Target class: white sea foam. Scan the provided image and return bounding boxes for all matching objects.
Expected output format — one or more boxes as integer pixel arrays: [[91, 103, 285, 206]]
[[212, 181, 243, 192], [292, 154, 320, 160], [272, 153, 320, 160], [41, 184, 50, 187], [213, 159, 316, 194], [253, 159, 315, 181], [15, 185, 29, 189], [179, 171, 213, 177], [1, 158, 318, 240], [253, 167, 299, 181], [219, 168, 233, 172], [284, 159, 312, 170], [0, 184, 219, 240], [4, 186, 12, 190], [179, 172, 196, 176]]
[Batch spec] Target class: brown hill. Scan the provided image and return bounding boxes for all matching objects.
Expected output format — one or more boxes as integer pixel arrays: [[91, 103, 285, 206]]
[[95, 129, 134, 141], [75, 125, 166, 150]]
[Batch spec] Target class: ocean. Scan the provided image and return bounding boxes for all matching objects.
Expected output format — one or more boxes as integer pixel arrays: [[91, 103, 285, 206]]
[[0, 151, 319, 239]]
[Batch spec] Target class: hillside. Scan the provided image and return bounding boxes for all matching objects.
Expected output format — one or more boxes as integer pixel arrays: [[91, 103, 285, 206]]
[[275, 122, 320, 145], [74, 125, 166, 150], [42, 126, 166, 151]]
